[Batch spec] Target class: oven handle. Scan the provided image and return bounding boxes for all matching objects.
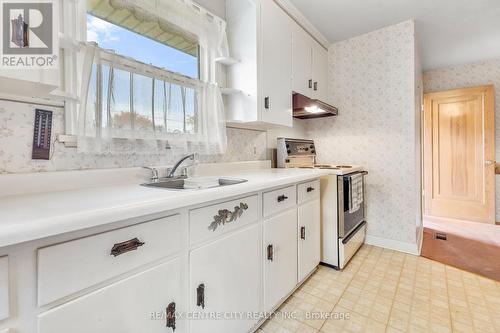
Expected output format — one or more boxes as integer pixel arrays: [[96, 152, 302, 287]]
[[342, 221, 366, 244], [343, 170, 368, 178]]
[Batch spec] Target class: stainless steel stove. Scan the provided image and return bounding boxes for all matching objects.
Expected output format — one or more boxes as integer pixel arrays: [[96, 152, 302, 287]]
[[277, 138, 367, 269]]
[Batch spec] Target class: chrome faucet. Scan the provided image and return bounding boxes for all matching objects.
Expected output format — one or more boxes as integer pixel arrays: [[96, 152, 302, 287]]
[[142, 166, 159, 182], [167, 154, 195, 178]]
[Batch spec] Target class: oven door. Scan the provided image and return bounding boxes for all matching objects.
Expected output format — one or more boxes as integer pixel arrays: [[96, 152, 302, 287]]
[[338, 172, 367, 238]]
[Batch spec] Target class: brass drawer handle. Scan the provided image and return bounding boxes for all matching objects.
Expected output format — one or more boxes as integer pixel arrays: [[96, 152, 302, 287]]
[[208, 202, 249, 232], [110, 238, 145, 257]]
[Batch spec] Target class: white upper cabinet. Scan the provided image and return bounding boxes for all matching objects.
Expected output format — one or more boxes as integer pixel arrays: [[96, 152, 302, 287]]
[[312, 42, 329, 101], [292, 26, 314, 97], [225, 0, 293, 128], [261, 0, 293, 127], [292, 26, 329, 101]]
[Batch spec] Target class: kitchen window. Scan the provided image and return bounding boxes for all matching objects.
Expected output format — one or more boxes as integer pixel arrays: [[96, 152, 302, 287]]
[[73, 0, 229, 155]]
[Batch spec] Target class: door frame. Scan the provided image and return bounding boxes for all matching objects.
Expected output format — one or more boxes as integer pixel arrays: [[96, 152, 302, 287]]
[[422, 85, 495, 224]]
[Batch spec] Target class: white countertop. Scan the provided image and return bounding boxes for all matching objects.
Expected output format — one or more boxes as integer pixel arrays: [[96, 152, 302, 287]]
[[0, 168, 329, 248]]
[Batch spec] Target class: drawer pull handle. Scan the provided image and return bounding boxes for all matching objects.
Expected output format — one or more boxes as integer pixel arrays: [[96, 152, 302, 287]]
[[208, 202, 249, 232], [306, 187, 315, 193], [277, 195, 288, 202], [301, 226, 306, 240], [308, 79, 313, 89], [166, 302, 176, 331], [110, 238, 145, 257], [267, 244, 274, 262], [197, 283, 205, 309]]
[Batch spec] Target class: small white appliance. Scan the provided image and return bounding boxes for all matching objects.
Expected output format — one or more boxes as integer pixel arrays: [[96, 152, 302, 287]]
[[277, 138, 367, 269]]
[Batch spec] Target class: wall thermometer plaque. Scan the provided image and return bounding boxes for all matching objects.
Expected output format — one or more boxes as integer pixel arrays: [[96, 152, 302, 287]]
[[32, 109, 53, 160]]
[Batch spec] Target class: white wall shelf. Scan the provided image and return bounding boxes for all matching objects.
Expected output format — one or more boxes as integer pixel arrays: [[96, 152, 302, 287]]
[[220, 88, 243, 95], [215, 57, 240, 66]]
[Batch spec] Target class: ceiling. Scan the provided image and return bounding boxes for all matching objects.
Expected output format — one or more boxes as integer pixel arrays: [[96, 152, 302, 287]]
[[288, 0, 500, 70]]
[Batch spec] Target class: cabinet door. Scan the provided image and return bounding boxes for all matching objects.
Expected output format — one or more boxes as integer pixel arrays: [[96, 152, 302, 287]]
[[298, 199, 321, 282], [0, 257, 8, 321], [190, 224, 261, 333], [312, 43, 328, 101], [292, 27, 313, 97], [264, 209, 297, 311], [261, 0, 293, 127], [38, 259, 184, 333]]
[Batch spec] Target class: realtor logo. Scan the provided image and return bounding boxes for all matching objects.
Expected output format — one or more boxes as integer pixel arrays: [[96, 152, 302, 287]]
[[1, 1, 58, 68]]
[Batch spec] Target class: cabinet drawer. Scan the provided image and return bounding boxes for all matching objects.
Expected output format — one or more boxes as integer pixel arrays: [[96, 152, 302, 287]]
[[38, 259, 183, 333], [297, 179, 320, 204], [37, 214, 182, 306], [190, 195, 260, 245], [0, 256, 8, 321], [263, 185, 296, 217]]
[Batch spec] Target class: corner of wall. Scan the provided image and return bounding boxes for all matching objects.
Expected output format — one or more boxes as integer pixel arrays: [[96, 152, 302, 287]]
[[365, 235, 420, 256]]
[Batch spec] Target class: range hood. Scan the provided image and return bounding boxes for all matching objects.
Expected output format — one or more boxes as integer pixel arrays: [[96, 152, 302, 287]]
[[292, 93, 338, 119]]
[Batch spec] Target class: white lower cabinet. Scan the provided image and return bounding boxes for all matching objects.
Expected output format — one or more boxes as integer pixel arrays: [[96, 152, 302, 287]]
[[37, 258, 184, 333], [298, 199, 321, 282], [264, 209, 298, 311], [189, 224, 261, 333], [0, 256, 9, 321], [2, 178, 323, 333]]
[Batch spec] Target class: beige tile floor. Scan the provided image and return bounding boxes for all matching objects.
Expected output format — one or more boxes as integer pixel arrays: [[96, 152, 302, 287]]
[[258, 245, 500, 333]]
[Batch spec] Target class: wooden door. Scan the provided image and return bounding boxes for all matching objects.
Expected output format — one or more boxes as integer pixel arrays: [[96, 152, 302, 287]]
[[298, 199, 321, 282], [423, 85, 495, 223], [264, 208, 297, 311], [189, 224, 261, 333], [261, 0, 293, 127]]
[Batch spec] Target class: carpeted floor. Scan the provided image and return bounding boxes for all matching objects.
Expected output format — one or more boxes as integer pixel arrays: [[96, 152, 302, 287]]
[[421, 216, 500, 281]]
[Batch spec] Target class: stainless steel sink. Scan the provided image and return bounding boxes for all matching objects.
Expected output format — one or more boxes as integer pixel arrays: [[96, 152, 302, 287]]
[[141, 177, 248, 190]]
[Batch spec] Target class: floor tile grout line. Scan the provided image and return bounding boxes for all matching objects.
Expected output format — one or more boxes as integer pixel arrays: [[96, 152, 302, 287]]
[[317, 245, 378, 332], [385, 252, 410, 332]]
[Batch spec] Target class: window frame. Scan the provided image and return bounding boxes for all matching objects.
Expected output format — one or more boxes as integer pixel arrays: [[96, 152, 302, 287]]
[[84, 14, 204, 141]]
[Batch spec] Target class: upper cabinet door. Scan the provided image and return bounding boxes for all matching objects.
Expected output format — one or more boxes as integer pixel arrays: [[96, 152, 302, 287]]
[[261, 0, 293, 127], [292, 27, 313, 97], [312, 43, 328, 101]]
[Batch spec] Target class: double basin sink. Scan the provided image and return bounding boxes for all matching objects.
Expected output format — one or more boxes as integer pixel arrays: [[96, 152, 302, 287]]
[[142, 177, 248, 190]]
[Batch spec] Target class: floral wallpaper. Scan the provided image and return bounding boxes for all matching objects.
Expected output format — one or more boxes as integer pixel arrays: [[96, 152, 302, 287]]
[[424, 57, 500, 221], [304, 20, 420, 245], [0, 100, 267, 174]]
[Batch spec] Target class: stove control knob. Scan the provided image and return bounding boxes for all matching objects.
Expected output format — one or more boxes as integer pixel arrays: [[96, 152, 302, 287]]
[[287, 149, 291, 154], [311, 150, 316, 154]]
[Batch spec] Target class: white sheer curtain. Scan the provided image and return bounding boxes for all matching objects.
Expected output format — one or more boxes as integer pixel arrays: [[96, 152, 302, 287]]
[[76, 0, 228, 155]]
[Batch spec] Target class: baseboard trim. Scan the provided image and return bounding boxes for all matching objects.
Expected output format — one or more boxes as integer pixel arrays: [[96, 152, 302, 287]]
[[365, 235, 420, 255]]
